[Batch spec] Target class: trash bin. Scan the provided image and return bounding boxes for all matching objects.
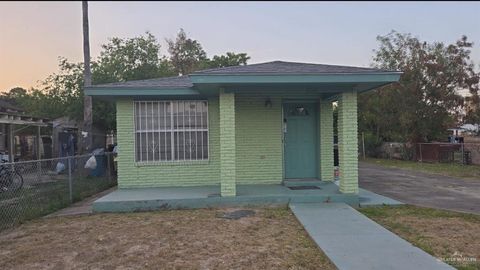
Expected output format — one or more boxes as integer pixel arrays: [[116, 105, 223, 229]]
[[89, 155, 106, 177]]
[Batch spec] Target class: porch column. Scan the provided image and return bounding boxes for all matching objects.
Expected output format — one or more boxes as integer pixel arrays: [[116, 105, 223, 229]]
[[219, 89, 236, 196], [319, 99, 334, 181], [338, 91, 359, 194], [36, 126, 42, 159], [7, 124, 14, 163]]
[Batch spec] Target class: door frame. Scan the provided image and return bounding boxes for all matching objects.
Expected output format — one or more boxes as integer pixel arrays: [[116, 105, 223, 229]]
[[281, 100, 319, 180]]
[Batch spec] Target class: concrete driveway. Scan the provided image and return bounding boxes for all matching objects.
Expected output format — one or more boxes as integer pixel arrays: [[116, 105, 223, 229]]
[[359, 162, 480, 214]]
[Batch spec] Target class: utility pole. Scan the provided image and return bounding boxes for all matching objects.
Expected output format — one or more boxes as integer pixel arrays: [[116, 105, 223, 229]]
[[82, 1, 93, 153]]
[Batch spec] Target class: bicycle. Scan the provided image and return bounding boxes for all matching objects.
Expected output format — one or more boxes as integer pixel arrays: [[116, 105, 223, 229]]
[[0, 160, 24, 192]]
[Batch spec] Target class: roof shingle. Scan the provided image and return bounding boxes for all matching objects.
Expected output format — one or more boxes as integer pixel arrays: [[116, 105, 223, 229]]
[[88, 61, 398, 89], [91, 76, 192, 89], [193, 61, 395, 75]]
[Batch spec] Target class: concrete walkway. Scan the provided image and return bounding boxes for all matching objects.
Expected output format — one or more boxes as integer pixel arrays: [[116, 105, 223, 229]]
[[290, 203, 453, 270], [47, 187, 116, 217]]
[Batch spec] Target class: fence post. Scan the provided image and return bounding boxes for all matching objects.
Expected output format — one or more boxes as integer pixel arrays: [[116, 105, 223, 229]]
[[419, 143, 423, 162], [461, 143, 465, 165], [107, 152, 111, 183], [36, 126, 42, 181], [36, 160, 42, 183], [68, 156, 73, 203]]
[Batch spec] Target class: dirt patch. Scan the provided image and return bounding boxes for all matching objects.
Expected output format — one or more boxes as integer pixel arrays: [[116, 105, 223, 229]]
[[359, 205, 480, 269], [0, 207, 335, 270]]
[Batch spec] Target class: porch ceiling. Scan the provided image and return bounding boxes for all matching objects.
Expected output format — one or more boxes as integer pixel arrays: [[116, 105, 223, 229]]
[[193, 81, 393, 94]]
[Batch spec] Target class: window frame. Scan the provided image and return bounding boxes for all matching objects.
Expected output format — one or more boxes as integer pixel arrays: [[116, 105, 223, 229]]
[[133, 100, 209, 164]]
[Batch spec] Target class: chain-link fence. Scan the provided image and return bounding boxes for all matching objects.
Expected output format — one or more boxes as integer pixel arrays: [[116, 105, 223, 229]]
[[0, 152, 117, 231], [368, 141, 480, 165], [416, 143, 480, 165]]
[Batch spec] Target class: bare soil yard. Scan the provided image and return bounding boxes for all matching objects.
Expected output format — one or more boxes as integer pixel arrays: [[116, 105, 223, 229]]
[[359, 205, 480, 270], [0, 207, 335, 270]]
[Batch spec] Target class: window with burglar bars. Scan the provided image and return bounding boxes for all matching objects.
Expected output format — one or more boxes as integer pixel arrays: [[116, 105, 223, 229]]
[[134, 100, 209, 163]]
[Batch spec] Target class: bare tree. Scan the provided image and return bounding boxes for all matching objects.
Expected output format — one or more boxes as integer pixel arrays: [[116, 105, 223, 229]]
[[82, 1, 92, 152]]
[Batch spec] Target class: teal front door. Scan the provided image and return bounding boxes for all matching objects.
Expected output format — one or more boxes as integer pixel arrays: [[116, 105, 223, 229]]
[[283, 103, 318, 179]]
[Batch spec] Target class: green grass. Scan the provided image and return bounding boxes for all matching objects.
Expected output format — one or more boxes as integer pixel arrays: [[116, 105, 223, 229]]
[[362, 157, 480, 180], [359, 205, 480, 270]]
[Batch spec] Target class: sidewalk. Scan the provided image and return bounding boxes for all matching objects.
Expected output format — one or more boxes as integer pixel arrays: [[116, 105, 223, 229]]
[[46, 187, 116, 217], [290, 203, 453, 270]]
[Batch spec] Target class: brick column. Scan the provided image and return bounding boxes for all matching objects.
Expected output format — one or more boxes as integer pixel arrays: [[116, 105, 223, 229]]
[[338, 91, 359, 194], [219, 89, 236, 196], [319, 99, 334, 181]]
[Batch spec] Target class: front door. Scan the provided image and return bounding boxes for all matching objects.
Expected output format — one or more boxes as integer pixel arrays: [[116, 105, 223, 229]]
[[283, 103, 318, 179]]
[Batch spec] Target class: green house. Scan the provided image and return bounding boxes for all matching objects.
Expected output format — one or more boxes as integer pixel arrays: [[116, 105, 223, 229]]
[[86, 61, 400, 202]]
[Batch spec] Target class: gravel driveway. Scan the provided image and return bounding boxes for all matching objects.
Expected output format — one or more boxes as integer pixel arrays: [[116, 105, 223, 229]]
[[359, 162, 480, 214]]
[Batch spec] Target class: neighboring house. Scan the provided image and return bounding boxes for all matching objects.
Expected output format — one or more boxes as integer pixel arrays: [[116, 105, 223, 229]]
[[86, 61, 400, 197]]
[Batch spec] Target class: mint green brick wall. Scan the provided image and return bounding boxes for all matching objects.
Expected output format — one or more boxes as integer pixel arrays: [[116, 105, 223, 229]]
[[115, 97, 220, 188], [219, 90, 236, 196], [338, 91, 359, 194], [319, 99, 334, 181], [235, 94, 283, 184], [116, 91, 329, 189], [115, 98, 136, 188]]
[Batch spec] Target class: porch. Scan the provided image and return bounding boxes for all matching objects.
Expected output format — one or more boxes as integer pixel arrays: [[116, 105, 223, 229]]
[[93, 182, 358, 212], [218, 90, 360, 197]]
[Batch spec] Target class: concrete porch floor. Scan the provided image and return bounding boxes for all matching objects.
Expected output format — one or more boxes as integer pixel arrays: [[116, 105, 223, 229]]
[[93, 181, 359, 213]]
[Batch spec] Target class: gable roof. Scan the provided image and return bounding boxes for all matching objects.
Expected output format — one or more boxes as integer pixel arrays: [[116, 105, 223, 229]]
[[192, 61, 395, 75]]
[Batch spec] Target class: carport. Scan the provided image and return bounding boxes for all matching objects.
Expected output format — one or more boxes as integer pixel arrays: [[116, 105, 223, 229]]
[[0, 112, 50, 162]]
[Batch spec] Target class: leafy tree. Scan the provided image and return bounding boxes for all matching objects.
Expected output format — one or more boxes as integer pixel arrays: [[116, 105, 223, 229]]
[[166, 29, 250, 73], [2, 87, 28, 104], [464, 93, 480, 124], [94, 32, 175, 83], [3, 30, 251, 133], [204, 52, 250, 68], [166, 29, 207, 75], [359, 31, 480, 143]]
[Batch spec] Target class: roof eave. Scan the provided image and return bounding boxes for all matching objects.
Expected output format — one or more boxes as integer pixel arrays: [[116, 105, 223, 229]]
[[84, 87, 199, 96], [189, 72, 402, 84]]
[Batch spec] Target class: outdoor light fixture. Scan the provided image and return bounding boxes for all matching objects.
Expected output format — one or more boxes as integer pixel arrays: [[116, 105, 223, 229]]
[[265, 98, 272, 108]]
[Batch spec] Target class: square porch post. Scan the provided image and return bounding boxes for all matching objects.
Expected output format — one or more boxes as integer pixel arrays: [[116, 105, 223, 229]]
[[338, 91, 359, 194], [319, 99, 334, 181], [219, 89, 236, 196]]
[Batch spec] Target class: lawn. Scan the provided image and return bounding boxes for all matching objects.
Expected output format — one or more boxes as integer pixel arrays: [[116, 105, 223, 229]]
[[362, 157, 480, 180], [0, 207, 335, 270], [359, 205, 480, 270]]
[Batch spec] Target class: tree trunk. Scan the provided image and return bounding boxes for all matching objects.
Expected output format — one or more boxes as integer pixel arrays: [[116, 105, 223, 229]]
[[82, 1, 93, 153]]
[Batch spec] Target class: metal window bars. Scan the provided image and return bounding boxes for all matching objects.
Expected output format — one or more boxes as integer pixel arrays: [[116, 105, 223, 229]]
[[134, 100, 209, 163]]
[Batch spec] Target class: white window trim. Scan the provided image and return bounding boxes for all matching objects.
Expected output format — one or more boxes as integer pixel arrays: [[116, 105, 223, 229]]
[[133, 100, 209, 164]]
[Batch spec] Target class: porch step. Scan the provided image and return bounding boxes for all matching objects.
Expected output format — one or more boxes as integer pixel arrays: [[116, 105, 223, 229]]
[[283, 179, 323, 187], [93, 184, 359, 213]]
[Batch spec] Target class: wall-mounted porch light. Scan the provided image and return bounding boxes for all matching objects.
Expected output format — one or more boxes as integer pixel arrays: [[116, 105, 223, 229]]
[[264, 98, 272, 108]]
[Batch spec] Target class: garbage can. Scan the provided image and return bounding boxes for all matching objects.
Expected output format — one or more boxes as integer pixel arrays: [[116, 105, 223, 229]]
[[89, 155, 106, 177]]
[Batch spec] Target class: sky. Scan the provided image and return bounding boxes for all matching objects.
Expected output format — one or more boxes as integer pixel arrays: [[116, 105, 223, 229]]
[[1, 1, 479, 91]]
